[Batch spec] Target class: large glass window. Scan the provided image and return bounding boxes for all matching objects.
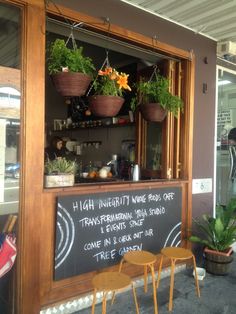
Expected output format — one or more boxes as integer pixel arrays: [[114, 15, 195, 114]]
[[0, 3, 21, 215], [216, 66, 236, 205], [45, 17, 184, 185]]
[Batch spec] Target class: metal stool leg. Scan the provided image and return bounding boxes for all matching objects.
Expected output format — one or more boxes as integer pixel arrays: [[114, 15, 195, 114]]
[[149, 264, 158, 314], [91, 288, 97, 314], [156, 255, 163, 288], [118, 258, 124, 272], [132, 283, 140, 314], [111, 291, 115, 305], [144, 265, 148, 292], [102, 292, 107, 314], [192, 255, 201, 297], [169, 259, 176, 311], [111, 258, 125, 304]]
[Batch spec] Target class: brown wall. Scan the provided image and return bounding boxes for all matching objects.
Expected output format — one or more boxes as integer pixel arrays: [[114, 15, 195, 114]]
[[55, 0, 217, 217]]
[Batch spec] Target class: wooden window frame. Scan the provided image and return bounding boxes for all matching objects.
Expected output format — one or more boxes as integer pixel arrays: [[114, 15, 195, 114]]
[[2, 1, 195, 313]]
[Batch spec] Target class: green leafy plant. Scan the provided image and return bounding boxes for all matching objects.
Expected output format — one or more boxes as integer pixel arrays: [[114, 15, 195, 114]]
[[92, 66, 131, 97], [130, 73, 184, 117], [189, 199, 236, 252], [47, 39, 95, 76], [45, 157, 77, 175]]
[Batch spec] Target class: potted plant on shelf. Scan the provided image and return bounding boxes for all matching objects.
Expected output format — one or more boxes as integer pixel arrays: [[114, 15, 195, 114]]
[[88, 66, 131, 117], [189, 199, 236, 275], [130, 71, 184, 122], [48, 39, 95, 97], [44, 157, 77, 187]]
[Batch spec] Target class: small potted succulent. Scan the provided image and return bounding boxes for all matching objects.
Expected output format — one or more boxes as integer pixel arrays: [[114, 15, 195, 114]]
[[48, 39, 95, 97], [44, 157, 77, 187], [189, 199, 236, 275], [131, 72, 184, 122], [88, 66, 131, 117]]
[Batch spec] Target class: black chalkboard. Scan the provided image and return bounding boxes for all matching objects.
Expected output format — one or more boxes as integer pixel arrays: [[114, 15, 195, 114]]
[[54, 187, 182, 280]]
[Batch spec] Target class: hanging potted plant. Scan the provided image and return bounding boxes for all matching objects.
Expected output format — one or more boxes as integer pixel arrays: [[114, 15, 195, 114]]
[[48, 39, 95, 97], [130, 68, 184, 122], [189, 199, 236, 275], [44, 157, 77, 188], [88, 66, 131, 117]]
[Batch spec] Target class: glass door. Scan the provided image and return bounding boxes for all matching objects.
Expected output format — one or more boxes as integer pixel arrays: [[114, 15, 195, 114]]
[[216, 66, 236, 205]]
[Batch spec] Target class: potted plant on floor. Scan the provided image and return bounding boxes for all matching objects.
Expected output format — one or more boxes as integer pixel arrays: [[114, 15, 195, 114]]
[[44, 157, 77, 187], [48, 39, 95, 97], [130, 69, 183, 122], [189, 199, 236, 275], [88, 66, 131, 117]]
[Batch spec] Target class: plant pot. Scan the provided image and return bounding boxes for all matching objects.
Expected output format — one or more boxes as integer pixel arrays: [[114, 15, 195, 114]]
[[51, 72, 92, 97], [88, 95, 124, 117], [204, 247, 234, 275], [139, 103, 167, 122], [44, 174, 74, 188]]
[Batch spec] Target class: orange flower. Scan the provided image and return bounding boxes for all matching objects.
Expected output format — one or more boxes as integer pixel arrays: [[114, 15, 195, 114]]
[[117, 74, 131, 91], [99, 67, 112, 76], [98, 69, 105, 76], [94, 66, 131, 96], [110, 71, 118, 80]]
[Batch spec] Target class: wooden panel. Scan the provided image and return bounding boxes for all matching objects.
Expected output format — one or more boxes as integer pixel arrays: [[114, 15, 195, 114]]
[[46, 3, 192, 61], [40, 180, 188, 306], [173, 62, 182, 179], [15, 1, 45, 314], [179, 58, 195, 180]]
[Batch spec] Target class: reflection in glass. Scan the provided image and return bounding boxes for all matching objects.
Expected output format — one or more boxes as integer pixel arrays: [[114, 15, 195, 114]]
[[145, 122, 162, 177], [216, 67, 236, 205], [0, 3, 21, 215]]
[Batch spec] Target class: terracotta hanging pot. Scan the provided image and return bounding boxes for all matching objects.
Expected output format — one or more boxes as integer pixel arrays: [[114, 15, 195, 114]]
[[51, 72, 92, 97], [139, 103, 167, 122], [88, 95, 124, 117]]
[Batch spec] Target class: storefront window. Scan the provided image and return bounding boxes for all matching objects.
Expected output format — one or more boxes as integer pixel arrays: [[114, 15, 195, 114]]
[[0, 3, 21, 215], [216, 66, 236, 205], [45, 17, 183, 185]]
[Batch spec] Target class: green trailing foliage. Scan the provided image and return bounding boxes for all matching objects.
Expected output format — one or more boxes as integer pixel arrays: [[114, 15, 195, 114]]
[[93, 74, 123, 97], [130, 73, 184, 117], [47, 39, 95, 76], [189, 198, 236, 252], [45, 157, 77, 175]]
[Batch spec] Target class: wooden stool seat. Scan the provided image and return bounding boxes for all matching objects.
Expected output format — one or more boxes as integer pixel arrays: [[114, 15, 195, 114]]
[[123, 250, 156, 266], [157, 247, 200, 311], [91, 271, 139, 314], [119, 250, 158, 314], [92, 271, 132, 291], [161, 247, 193, 260]]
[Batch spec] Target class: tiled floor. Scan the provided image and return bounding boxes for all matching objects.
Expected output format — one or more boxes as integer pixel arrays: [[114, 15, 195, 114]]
[[74, 257, 236, 314]]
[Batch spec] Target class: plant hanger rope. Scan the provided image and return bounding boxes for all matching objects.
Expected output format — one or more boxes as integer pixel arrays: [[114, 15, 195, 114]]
[[86, 49, 119, 97], [65, 25, 77, 49], [149, 65, 159, 83], [86, 18, 114, 97], [65, 24, 86, 74], [86, 50, 107, 96]]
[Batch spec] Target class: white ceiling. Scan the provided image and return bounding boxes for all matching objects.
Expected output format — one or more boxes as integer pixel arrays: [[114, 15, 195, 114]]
[[120, 0, 236, 43]]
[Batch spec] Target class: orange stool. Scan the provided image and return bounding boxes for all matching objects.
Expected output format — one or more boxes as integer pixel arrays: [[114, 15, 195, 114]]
[[91, 271, 139, 314], [119, 250, 158, 314], [157, 247, 200, 311]]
